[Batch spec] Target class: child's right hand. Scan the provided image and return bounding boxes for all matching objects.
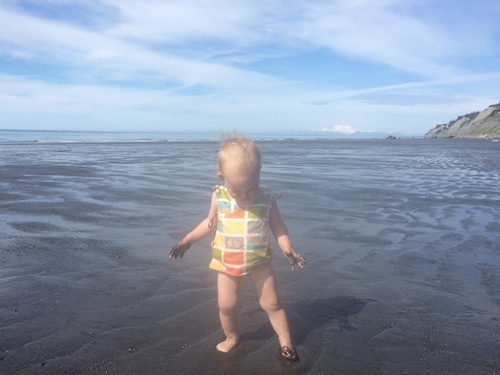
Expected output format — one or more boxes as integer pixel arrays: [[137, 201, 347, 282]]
[[169, 241, 191, 259]]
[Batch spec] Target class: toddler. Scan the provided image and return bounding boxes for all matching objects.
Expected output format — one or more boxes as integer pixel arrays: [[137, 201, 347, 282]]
[[169, 135, 306, 361]]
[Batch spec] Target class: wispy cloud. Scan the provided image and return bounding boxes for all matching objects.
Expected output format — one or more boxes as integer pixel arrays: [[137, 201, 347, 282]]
[[0, 0, 499, 133]]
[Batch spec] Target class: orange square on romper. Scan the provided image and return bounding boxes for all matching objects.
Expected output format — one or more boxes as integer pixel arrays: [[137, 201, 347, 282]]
[[227, 210, 245, 219], [223, 251, 244, 266]]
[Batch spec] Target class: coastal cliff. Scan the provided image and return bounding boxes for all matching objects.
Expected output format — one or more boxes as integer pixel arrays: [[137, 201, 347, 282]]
[[425, 103, 500, 139]]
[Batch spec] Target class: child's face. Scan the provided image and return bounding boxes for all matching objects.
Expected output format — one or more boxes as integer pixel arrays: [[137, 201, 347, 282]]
[[218, 162, 260, 207]]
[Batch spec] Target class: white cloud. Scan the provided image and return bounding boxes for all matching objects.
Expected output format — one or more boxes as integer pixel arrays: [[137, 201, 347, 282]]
[[0, 7, 285, 90], [312, 124, 363, 134], [292, 1, 460, 77], [106, 0, 260, 45], [1, 1, 496, 84]]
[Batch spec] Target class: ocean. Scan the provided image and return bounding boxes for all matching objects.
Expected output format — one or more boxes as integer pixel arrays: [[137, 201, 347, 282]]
[[0, 129, 223, 143], [0, 129, 341, 144]]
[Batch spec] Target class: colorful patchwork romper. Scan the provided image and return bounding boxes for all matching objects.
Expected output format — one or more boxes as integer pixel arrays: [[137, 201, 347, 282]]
[[209, 185, 274, 276]]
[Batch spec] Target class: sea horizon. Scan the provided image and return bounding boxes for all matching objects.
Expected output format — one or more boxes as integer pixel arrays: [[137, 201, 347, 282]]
[[0, 128, 424, 144]]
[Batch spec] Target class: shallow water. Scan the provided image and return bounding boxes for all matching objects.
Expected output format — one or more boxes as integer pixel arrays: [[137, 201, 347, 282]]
[[1, 138, 499, 374]]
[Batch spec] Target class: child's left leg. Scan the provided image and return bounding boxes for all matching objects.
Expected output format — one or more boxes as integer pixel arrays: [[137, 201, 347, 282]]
[[249, 262, 293, 349]]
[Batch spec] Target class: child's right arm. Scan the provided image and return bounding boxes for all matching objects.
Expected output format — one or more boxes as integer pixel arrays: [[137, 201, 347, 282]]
[[169, 192, 218, 259]]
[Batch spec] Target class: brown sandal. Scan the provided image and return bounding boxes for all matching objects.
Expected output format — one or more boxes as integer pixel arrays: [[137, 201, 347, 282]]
[[280, 346, 299, 362]]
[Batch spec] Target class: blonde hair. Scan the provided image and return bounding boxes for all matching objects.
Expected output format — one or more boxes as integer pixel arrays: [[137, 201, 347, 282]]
[[217, 135, 261, 173]]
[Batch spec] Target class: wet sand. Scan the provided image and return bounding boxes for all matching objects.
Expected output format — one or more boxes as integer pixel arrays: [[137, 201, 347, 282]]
[[1, 139, 499, 374]]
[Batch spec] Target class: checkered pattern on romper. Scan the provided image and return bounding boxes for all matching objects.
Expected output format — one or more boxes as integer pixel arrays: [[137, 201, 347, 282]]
[[209, 186, 273, 276]]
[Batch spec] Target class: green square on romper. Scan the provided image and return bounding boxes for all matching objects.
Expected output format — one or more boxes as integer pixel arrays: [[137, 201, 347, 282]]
[[247, 251, 266, 263], [247, 206, 267, 219], [212, 247, 222, 260]]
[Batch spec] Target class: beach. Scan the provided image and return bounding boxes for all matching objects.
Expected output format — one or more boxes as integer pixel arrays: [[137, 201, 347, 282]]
[[1, 138, 499, 374]]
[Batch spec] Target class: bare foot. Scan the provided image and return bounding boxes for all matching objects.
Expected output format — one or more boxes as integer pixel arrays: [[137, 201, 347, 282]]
[[216, 338, 239, 353]]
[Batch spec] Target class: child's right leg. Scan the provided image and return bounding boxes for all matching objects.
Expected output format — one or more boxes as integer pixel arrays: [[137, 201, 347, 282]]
[[216, 272, 241, 352]]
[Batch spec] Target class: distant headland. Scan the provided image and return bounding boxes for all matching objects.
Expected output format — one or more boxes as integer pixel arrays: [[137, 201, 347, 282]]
[[425, 102, 500, 139]]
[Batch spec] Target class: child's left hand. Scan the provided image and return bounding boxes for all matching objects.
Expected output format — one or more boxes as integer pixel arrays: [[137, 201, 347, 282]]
[[284, 251, 306, 271]]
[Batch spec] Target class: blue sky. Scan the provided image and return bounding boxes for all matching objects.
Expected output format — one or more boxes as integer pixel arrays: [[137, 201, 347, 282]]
[[1, 0, 499, 135]]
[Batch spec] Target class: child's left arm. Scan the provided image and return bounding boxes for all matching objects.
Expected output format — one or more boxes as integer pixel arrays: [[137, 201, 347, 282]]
[[269, 201, 306, 270]]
